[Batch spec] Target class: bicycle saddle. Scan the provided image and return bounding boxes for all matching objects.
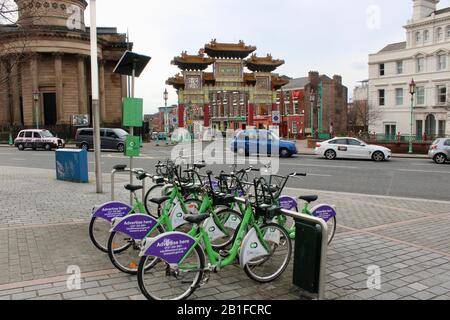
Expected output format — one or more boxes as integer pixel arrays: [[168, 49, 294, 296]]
[[149, 196, 170, 206], [184, 214, 210, 225], [114, 164, 127, 171], [299, 195, 318, 203], [125, 184, 143, 192]]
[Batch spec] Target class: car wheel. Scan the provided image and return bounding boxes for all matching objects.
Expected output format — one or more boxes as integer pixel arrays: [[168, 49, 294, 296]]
[[372, 151, 385, 162], [80, 143, 89, 151], [18, 144, 25, 151], [44, 144, 52, 151], [325, 149, 336, 160], [280, 148, 291, 158], [117, 143, 125, 153], [434, 153, 447, 165]]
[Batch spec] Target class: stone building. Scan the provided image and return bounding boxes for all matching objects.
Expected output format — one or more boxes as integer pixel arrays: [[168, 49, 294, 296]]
[[0, 0, 130, 129], [369, 0, 450, 139]]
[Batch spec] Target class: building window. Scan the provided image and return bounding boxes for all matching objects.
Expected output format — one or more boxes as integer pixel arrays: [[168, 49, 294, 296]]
[[292, 122, 298, 134], [437, 85, 447, 104], [379, 64, 385, 76], [417, 57, 425, 73], [416, 86, 425, 105], [424, 30, 430, 42], [396, 61, 403, 74], [395, 88, 404, 106], [415, 31, 422, 44], [378, 89, 385, 106], [438, 120, 446, 137], [385, 124, 397, 139], [436, 27, 443, 41], [437, 53, 447, 71]]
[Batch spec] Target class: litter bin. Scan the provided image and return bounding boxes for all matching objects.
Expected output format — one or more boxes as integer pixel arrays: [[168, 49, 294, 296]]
[[55, 149, 89, 183]]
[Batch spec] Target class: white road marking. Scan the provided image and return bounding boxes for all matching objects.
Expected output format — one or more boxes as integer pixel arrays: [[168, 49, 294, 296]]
[[306, 174, 333, 177], [397, 169, 450, 175], [11, 158, 26, 161], [284, 187, 450, 205]]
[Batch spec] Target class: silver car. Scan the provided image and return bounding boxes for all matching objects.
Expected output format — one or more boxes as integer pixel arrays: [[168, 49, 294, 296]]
[[429, 138, 450, 164]]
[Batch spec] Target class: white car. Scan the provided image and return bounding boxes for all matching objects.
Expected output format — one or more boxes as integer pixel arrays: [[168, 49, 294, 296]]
[[315, 137, 392, 162]]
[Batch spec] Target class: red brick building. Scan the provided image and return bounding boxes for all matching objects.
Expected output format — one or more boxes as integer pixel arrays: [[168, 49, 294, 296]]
[[279, 72, 348, 139]]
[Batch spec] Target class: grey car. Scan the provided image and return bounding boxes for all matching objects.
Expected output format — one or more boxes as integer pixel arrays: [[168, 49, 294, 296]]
[[429, 138, 450, 164], [75, 128, 128, 152]]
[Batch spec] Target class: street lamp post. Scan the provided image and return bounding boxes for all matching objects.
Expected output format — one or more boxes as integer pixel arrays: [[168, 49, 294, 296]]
[[89, 0, 103, 193], [163, 88, 169, 146], [309, 90, 315, 139], [33, 93, 40, 129], [409, 79, 416, 154]]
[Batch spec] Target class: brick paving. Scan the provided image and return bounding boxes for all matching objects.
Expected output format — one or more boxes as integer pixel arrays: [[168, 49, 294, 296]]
[[0, 166, 450, 300]]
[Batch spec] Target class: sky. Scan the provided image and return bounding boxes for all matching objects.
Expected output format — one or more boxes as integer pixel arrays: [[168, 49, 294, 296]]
[[85, 0, 450, 114]]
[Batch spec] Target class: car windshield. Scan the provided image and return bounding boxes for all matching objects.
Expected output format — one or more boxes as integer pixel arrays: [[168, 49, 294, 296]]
[[114, 129, 129, 137], [41, 130, 54, 138]]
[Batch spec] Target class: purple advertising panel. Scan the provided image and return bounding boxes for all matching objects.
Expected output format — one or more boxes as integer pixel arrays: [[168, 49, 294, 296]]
[[112, 214, 158, 241], [279, 196, 298, 211], [93, 202, 132, 222], [143, 232, 196, 265], [311, 204, 337, 222]]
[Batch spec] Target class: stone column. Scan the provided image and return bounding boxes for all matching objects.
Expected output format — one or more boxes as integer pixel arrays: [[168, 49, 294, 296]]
[[0, 59, 11, 124], [99, 60, 106, 124], [54, 53, 64, 124], [9, 59, 22, 125], [77, 55, 88, 115], [30, 55, 41, 127]]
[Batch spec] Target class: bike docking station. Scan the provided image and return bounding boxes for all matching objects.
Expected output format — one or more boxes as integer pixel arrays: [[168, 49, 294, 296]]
[[281, 208, 328, 300], [110, 164, 146, 204], [113, 50, 151, 205]]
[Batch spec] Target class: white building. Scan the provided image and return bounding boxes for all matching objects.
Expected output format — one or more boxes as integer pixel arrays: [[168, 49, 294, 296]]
[[369, 0, 450, 139]]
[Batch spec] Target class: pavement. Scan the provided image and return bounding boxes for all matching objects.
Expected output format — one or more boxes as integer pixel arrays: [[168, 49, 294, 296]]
[[1, 165, 450, 300]]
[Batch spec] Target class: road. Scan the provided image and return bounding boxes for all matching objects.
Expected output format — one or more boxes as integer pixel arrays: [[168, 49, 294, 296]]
[[0, 144, 449, 201]]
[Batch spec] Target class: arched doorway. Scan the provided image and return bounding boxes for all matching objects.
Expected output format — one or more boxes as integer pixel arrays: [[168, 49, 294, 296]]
[[425, 114, 436, 137]]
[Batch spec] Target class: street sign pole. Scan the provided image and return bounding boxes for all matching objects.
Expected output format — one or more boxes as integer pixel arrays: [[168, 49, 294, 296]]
[[89, 0, 103, 194], [129, 66, 136, 204]]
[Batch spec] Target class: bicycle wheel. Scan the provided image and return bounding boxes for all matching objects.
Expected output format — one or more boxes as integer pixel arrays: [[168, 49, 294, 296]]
[[244, 223, 292, 283], [89, 217, 111, 253], [326, 216, 337, 245], [137, 244, 205, 300], [144, 184, 166, 218], [107, 225, 165, 275], [209, 208, 242, 250]]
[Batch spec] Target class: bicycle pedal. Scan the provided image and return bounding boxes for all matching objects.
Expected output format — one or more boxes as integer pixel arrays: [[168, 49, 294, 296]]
[[219, 250, 230, 258]]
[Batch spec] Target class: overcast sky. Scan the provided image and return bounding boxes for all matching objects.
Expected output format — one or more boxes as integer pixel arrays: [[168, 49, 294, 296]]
[[86, 0, 450, 114]]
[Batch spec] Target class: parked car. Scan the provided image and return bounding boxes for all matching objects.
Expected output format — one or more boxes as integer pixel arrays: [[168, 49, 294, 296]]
[[315, 137, 392, 162], [231, 129, 298, 158], [14, 129, 65, 151], [429, 138, 450, 164], [75, 128, 129, 152]]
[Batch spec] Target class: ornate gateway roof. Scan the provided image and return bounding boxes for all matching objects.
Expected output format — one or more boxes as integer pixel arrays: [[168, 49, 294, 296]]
[[171, 51, 215, 71], [245, 54, 285, 72], [204, 39, 256, 59]]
